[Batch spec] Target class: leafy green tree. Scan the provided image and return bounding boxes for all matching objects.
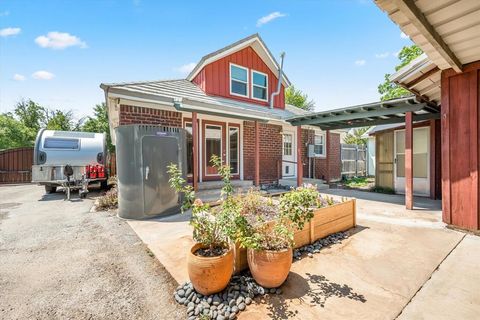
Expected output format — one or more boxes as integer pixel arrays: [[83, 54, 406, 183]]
[[82, 103, 114, 152], [45, 109, 80, 131], [0, 114, 36, 149], [285, 85, 315, 111], [343, 127, 371, 146], [13, 99, 46, 132], [378, 45, 424, 101]]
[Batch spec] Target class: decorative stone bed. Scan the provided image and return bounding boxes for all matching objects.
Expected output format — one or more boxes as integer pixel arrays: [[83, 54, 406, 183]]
[[174, 231, 351, 320]]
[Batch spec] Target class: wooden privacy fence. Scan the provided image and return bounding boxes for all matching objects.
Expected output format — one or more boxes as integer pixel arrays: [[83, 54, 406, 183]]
[[341, 144, 366, 178], [0, 147, 34, 184]]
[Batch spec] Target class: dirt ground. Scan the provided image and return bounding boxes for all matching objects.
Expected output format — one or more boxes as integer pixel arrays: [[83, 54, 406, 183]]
[[0, 184, 183, 320]]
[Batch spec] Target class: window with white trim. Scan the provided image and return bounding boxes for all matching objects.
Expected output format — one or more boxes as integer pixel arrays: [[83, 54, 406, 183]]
[[314, 133, 326, 156], [252, 71, 268, 101], [230, 64, 248, 97]]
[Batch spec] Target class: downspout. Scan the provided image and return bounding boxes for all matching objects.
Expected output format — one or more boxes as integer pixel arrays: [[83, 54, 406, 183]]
[[270, 52, 285, 109]]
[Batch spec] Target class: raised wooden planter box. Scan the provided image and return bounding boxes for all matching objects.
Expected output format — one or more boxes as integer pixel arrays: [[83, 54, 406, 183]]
[[233, 198, 356, 273]]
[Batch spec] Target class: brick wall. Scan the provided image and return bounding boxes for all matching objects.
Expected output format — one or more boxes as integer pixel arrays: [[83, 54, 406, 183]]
[[119, 105, 182, 127], [243, 121, 282, 184], [302, 129, 341, 182]]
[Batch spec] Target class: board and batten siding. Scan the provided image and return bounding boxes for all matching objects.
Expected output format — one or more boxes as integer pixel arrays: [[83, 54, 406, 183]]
[[441, 61, 480, 231], [375, 131, 394, 190], [192, 46, 285, 109]]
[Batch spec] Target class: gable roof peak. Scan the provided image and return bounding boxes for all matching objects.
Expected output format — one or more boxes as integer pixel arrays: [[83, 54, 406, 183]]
[[186, 33, 290, 87]]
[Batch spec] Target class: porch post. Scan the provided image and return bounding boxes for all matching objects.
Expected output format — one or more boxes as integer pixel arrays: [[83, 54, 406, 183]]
[[192, 112, 199, 192], [255, 121, 260, 186], [297, 126, 303, 187], [429, 119, 436, 199], [405, 112, 413, 209], [325, 130, 330, 183]]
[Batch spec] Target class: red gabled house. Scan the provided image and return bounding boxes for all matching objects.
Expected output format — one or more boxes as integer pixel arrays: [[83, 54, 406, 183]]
[[101, 34, 342, 190]]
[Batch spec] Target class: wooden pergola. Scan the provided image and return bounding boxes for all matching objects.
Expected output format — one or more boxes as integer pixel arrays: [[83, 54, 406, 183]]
[[286, 96, 440, 210]]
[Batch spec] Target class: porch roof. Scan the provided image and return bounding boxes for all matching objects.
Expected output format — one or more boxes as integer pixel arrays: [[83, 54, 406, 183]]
[[285, 96, 440, 130], [100, 79, 303, 122]]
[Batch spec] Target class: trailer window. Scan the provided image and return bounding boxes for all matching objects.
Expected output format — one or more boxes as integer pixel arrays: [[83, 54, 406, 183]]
[[44, 138, 79, 150]]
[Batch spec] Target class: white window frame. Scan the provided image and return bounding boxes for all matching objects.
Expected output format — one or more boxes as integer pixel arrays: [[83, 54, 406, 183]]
[[251, 70, 268, 102], [227, 126, 240, 175], [229, 63, 249, 98], [314, 133, 326, 157]]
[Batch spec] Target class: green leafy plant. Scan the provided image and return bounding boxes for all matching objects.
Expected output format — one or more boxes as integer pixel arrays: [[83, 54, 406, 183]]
[[278, 184, 319, 230]]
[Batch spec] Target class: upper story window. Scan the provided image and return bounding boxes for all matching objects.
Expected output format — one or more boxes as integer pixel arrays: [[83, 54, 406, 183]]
[[230, 64, 248, 97], [252, 71, 268, 101], [314, 133, 326, 157]]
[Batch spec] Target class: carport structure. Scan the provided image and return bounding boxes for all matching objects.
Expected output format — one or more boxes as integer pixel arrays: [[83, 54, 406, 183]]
[[286, 96, 440, 210]]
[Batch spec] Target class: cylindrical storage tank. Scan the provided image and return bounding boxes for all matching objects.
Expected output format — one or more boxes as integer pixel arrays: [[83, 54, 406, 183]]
[[115, 125, 186, 219]]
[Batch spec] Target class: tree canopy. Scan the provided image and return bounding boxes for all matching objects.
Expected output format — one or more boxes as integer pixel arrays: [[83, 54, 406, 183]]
[[378, 45, 424, 101], [285, 85, 315, 111], [0, 99, 111, 151], [343, 127, 371, 146]]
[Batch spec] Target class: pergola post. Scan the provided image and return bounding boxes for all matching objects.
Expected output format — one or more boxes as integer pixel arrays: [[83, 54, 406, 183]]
[[405, 112, 413, 209], [254, 121, 260, 187], [192, 112, 199, 192], [325, 130, 330, 183], [297, 126, 303, 187]]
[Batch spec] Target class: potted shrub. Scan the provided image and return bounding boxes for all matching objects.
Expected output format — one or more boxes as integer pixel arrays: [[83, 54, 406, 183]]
[[236, 186, 319, 288], [167, 156, 237, 295]]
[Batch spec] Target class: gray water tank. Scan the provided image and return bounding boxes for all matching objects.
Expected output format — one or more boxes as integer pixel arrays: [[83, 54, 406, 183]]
[[115, 125, 187, 219]]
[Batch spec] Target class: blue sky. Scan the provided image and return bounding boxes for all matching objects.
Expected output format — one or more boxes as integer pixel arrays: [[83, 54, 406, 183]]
[[0, 0, 412, 118]]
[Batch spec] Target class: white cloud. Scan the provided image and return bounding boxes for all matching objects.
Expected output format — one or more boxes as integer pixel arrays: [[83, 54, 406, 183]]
[[355, 59, 366, 66], [256, 12, 287, 27], [375, 52, 389, 59], [32, 70, 55, 80], [175, 62, 197, 74], [35, 31, 87, 49], [0, 11, 10, 17], [400, 32, 409, 39], [13, 74, 26, 81], [0, 27, 21, 37]]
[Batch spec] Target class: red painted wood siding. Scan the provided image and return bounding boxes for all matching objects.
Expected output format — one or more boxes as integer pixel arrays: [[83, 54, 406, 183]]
[[192, 46, 285, 109], [441, 61, 480, 231]]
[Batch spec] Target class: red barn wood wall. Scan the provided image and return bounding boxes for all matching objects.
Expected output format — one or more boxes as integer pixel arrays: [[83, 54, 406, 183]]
[[441, 61, 480, 231], [192, 46, 285, 109]]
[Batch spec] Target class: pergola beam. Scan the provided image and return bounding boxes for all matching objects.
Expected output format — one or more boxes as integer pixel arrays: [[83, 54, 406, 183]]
[[290, 103, 426, 126], [313, 112, 440, 130], [394, 0, 462, 72]]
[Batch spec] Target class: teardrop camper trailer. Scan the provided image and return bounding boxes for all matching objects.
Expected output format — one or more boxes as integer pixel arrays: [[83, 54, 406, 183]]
[[32, 129, 109, 199]]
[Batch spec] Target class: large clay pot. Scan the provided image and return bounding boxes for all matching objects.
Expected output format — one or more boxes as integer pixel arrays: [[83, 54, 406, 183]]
[[187, 243, 234, 295], [247, 248, 293, 288]]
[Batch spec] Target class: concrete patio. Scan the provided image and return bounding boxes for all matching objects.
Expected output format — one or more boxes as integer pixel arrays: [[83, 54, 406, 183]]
[[127, 190, 479, 319]]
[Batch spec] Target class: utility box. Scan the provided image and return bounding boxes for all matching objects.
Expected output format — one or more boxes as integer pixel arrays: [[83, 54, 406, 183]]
[[115, 125, 187, 219], [308, 144, 316, 158]]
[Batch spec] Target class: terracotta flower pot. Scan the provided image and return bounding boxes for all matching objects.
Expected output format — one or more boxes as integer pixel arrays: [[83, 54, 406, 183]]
[[187, 243, 234, 295], [247, 247, 292, 288]]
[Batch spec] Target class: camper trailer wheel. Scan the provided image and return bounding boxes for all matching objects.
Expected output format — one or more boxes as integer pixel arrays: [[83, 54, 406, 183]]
[[45, 185, 57, 194]]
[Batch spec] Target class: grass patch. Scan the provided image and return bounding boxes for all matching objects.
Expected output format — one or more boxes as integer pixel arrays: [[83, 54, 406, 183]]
[[343, 177, 373, 188]]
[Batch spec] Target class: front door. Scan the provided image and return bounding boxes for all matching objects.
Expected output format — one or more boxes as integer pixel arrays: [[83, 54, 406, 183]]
[[282, 130, 296, 177], [394, 127, 430, 196], [203, 121, 226, 179]]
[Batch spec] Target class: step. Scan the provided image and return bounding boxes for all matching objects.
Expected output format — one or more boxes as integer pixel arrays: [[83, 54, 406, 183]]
[[197, 180, 253, 191], [278, 178, 329, 190]]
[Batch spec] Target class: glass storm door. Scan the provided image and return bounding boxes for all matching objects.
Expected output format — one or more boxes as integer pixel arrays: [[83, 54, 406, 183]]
[[204, 124, 224, 176], [282, 131, 295, 177], [394, 127, 430, 196]]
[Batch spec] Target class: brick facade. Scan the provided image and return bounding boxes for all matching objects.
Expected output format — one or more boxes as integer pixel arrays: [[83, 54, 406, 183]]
[[243, 121, 283, 184], [117, 105, 341, 184], [119, 105, 182, 127], [301, 129, 341, 182]]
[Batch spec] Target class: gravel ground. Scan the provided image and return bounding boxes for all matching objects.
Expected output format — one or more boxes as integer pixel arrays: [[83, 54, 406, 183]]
[[0, 184, 183, 320]]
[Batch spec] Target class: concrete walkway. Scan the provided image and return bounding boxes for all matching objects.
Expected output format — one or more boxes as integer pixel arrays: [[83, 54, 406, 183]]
[[127, 189, 480, 320]]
